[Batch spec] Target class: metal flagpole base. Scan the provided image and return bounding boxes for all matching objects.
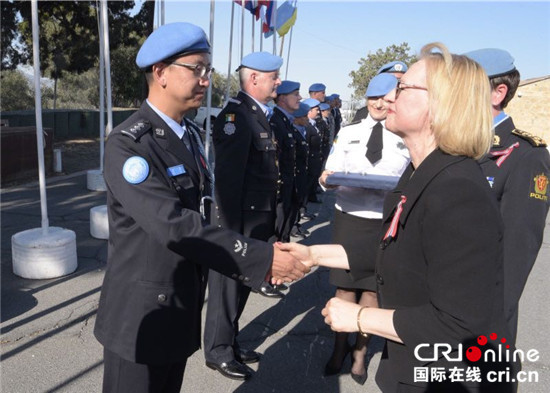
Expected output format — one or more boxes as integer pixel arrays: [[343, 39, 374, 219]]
[[12, 227, 77, 279], [87, 169, 106, 191], [90, 205, 109, 239]]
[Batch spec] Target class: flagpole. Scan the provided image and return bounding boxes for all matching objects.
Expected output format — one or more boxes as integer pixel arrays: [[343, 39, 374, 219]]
[[285, 25, 294, 79], [279, 34, 284, 57], [205, 0, 215, 161], [251, 13, 254, 52], [240, 0, 245, 61], [97, 2, 105, 172], [272, 1, 277, 55], [225, 1, 235, 104]]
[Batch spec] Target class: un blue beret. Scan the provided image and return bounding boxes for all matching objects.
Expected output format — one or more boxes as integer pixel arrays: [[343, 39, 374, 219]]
[[464, 48, 516, 78], [365, 73, 398, 98], [309, 83, 326, 92], [293, 102, 310, 117], [377, 61, 408, 75], [319, 103, 330, 111], [302, 98, 320, 108], [238, 52, 283, 72], [277, 80, 300, 95], [136, 23, 210, 69], [332, 93, 340, 99], [325, 95, 335, 102]]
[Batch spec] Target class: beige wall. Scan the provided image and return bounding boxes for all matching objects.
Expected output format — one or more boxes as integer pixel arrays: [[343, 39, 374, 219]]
[[506, 77, 550, 142]]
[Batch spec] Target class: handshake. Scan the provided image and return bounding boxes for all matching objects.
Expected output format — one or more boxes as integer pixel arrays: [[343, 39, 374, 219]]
[[268, 242, 348, 285]]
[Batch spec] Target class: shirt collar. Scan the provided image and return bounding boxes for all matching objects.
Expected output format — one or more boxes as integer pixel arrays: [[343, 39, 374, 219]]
[[241, 91, 270, 115], [493, 111, 509, 127], [146, 99, 186, 139], [275, 105, 295, 122]]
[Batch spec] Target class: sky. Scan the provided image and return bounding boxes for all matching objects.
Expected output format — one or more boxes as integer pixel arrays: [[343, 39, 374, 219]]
[[144, 0, 550, 107]]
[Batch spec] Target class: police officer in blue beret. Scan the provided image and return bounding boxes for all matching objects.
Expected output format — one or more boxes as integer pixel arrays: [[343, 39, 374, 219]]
[[94, 24, 308, 392], [465, 48, 550, 344], [271, 81, 302, 244], [308, 84, 331, 189], [352, 60, 409, 122], [204, 51, 288, 380], [301, 98, 325, 205]]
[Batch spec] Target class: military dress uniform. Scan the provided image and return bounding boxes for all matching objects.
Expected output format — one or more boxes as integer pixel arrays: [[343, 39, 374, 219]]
[[479, 114, 550, 342], [305, 119, 323, 203], [94, 102, 273, 385], [291, 123, 309, 230], [271, 106, 297, 242], [204, 90, 279, 366]]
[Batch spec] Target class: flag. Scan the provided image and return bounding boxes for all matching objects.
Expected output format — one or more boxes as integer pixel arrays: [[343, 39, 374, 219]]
[[234, 0, 261, 20], [276, 0, 297, 37], [260, 1, 276, 37]]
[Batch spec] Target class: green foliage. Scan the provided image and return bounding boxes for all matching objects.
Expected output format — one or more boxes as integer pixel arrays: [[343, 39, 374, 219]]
[[0, 69, 35, 110], [50, 69, 100, 110], [349, 43, 417, 100], [209, 71, 239, 107]]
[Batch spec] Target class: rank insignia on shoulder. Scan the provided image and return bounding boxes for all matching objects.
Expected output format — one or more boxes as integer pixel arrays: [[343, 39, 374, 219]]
[[122, 156, 149, 184], [530, 173, 549, 201], [225, 114, 235, 122], [155, 128, 165, 137], [121, 120, 151, 141], [512, 129, 548, 147], [228, 98, 241, 105], [224, 122, 236, 135]]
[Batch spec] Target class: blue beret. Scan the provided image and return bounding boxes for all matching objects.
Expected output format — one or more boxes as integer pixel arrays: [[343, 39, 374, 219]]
[[365, 73, 398, 98], [325, 95, 335, 102], [464, 48, 516, 78], [293, 102, 310, 117], [277, 80, 300, 95], [302, 98, 320, 108], [309, 83, 326, 92], [238, 52, 283, 72], [377, 61, 408, 75], [136, 23, 210, 69], [332, 93, 340, 99], [319, 103, 330, 111]]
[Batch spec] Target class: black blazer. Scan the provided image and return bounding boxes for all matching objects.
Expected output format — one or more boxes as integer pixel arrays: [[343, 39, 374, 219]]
[[94, 102, 272, 365], [213, 91, 278, 239], [374, 149, 512, 391]]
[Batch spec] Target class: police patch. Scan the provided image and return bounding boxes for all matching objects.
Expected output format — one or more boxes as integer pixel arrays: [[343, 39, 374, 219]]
[[531, 173, 549, 201], [122, 156, 149, 184], [224, 122, 236, 135]]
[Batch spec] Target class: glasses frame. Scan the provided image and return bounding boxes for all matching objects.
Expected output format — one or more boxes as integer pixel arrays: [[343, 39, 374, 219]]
[[395, 81, 428, 99], [169, 61, 214, 79]]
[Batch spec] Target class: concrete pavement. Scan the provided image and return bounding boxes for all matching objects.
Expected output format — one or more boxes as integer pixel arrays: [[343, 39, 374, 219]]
[[1, 172, 549, 392]]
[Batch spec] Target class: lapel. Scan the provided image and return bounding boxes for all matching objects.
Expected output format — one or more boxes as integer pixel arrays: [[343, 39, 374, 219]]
[[238, 91, 270, 133], [493, 116, 515, 149], [141, 103, 200, 183], [384, 149, 466, 227]]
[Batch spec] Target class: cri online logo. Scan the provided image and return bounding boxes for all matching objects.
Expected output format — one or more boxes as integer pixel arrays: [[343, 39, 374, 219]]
[[465, 333, 509, 362]]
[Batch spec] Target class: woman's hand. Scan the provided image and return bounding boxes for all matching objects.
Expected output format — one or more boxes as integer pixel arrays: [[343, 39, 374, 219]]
[[321, 297, 362, 333], [319, 170, 337, 189]]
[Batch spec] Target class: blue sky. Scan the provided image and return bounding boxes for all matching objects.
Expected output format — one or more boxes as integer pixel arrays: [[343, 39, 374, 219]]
[[148, 1, 550, 105]]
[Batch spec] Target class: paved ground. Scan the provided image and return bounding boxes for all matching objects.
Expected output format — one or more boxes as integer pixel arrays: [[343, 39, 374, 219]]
[[1, 169, 549, 392]]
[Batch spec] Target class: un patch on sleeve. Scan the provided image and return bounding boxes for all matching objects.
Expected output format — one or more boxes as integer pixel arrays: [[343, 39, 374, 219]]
[[122, 156, 149, 184]]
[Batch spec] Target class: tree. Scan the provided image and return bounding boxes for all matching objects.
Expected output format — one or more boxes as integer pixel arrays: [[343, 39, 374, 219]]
[[349, 43, 417, 100], [0, 69, 35, 110], [209, 71, 240, 107]]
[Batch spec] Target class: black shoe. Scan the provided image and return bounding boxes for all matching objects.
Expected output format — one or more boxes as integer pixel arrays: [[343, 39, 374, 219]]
[[351, 369, 368, 385], [257, 282, 285, 298], [236, 349, 260, 364], [290, 229, 307, 239], [324, 346, 351, 376], [301, 213, 315, 221], [297, 227, 310, 236], [206, 360, 252, 380], [274, 283, 289, 291]]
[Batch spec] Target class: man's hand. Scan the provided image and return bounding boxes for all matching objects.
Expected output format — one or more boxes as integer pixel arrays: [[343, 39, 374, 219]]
[[275, 242, 317, 269], [269, 245, 310, 284]]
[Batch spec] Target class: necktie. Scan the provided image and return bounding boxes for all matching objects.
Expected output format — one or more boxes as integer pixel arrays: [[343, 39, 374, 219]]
[[366, 121, 383, 164], [181, 130, 192, 152], [265, 107, 273, 120]]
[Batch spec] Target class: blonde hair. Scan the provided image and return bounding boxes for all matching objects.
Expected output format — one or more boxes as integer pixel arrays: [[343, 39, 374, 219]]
[[421, 43, 493, 160]]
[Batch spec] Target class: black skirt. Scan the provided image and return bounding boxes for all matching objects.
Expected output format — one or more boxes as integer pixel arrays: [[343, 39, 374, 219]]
[[328, 209, 382, 291]]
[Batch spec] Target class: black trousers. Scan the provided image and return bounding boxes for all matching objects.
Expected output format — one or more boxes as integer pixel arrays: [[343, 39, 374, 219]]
[[102, 348, 187, 393]]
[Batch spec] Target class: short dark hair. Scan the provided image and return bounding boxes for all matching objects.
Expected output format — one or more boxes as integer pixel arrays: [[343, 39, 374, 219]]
[[490, 69, 520, 109]]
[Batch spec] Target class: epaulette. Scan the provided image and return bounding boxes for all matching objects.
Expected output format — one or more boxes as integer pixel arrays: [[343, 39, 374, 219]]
[[227, 98, 241, 105], [343, 120, 361, 128], [120, 120, 151, 142], [512, 129, 547, 147]]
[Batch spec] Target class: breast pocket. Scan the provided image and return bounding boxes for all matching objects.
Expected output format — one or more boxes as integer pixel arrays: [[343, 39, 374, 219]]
[[252, 135, 277, 173]]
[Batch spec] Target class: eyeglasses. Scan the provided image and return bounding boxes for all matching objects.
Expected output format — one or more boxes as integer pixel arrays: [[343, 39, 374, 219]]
[[169, 62, 214, 79], [395, 81, 428, 99]]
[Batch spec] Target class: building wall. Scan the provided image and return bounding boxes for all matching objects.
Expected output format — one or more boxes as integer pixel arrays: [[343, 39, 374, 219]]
[[506, 77, 550, 142]]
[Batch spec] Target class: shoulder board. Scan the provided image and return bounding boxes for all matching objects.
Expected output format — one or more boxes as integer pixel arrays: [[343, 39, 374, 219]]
[[227, 98, 241, 105], [343, 120, 361, 128], [120, 120, 151, 141], [512, 129, 547, 147]]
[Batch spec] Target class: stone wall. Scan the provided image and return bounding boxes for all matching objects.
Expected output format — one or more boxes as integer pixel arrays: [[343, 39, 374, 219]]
[[506, 76, 550, 142]]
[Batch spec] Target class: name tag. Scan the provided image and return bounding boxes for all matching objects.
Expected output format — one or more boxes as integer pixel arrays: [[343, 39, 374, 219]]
[[349, 140, 360, 144], [167, 164, 186, 177], [260, 132, 269, 139]]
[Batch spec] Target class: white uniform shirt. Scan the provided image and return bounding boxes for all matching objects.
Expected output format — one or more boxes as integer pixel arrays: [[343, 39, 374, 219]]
[[325, 115, 410, 219]]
